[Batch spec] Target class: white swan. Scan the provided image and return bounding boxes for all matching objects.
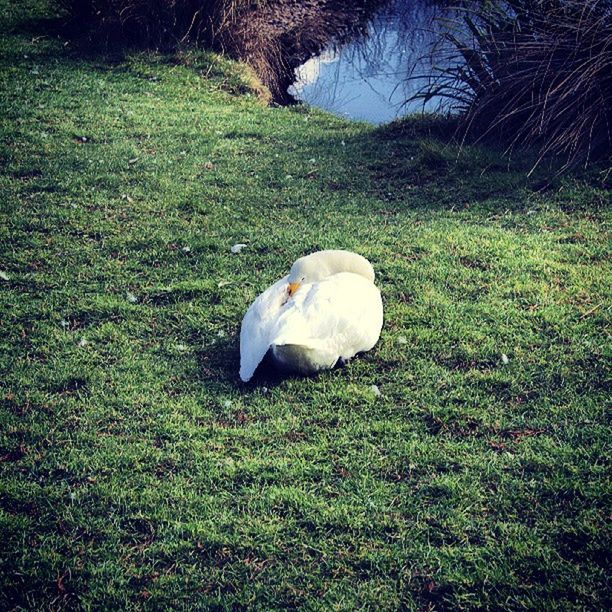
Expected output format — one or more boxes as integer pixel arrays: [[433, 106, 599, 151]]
[[239, 250, 383, 382]]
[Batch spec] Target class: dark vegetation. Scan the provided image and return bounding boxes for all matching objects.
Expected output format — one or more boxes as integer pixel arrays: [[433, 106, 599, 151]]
[[60, 0, 386, 101], [60, 0, 612, 170], [416, 0, 612, 171]]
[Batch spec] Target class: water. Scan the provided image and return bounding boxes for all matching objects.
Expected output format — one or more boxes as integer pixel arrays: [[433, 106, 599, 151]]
[[288, 0, 451, 124]]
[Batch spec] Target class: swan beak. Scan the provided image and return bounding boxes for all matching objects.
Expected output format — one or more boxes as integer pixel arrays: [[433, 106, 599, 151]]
[[288, 282, 301, 296]]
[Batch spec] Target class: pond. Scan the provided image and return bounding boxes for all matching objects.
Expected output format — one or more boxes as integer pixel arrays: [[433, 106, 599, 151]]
[[288, 0, 454, 124]]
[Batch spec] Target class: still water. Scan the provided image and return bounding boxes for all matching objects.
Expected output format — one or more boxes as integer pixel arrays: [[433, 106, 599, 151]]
[[288, 0, 452, 124]]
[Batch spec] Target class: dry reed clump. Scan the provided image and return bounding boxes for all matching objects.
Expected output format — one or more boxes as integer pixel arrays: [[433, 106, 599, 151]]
[[416, 0, 612, 171], [213, 0, 387, 103], [61, 0, 385, 103]]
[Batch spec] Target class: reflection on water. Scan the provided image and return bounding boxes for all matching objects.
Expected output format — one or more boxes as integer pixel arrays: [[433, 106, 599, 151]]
[[289, 0, 451, 124]]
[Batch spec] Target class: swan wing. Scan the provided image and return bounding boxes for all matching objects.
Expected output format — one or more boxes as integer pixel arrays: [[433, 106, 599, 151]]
[[239, 275, 289, 382], [272, 272, 383, 362]]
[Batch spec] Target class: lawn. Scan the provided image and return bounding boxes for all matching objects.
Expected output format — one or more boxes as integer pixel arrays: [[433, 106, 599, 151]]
[[1, 1, 610, 609]]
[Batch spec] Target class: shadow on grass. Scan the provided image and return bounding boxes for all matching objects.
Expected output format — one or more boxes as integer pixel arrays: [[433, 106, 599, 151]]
[[10, 14, 135, 66], [305, 119, 568, 208], [11, 14, 65, 37], [192, 335, 356, 390], [193, 337, 240, 385], [194, 339, 302, 390]]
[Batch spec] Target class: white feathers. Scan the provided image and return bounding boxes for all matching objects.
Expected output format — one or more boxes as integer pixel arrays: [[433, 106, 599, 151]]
[[239, 250, 383, 382]]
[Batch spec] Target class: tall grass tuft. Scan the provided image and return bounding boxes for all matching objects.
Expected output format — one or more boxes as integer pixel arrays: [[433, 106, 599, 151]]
[[415, 0, 612, 171]]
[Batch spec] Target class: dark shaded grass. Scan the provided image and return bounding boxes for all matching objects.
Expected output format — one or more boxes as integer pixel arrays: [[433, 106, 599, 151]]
[[59, 0, 264, 48]]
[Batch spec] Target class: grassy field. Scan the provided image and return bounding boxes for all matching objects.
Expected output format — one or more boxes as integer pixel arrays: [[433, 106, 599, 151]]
[[1, 1, 610, 609]]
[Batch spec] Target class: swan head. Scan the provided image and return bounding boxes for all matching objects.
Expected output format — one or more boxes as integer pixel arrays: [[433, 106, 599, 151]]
[[287, 250, 375, 296]]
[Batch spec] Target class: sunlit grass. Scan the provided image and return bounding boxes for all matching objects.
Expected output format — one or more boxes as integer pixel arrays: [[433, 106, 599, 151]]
[[0, 1, 610, 608]]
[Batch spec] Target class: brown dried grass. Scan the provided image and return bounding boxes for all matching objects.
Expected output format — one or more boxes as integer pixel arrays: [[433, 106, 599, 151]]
[[414, 0, 612, 172]]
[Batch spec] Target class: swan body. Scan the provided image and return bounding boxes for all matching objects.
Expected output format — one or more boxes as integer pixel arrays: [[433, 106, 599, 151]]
[[239, 250, 383, 381]]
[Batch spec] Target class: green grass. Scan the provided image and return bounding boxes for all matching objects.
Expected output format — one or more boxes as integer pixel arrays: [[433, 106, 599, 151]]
[[1, 1, 610, 609]]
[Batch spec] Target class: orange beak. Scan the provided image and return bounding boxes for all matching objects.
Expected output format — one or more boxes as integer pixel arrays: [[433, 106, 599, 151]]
[[288, 282, 301, 296]]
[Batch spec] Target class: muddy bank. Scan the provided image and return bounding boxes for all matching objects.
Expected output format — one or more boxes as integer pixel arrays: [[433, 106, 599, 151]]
[[212, 0, 389, 103]]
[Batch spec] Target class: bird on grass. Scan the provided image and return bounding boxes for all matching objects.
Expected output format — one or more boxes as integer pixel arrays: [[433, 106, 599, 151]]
[[239, 249, 383, 382]]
